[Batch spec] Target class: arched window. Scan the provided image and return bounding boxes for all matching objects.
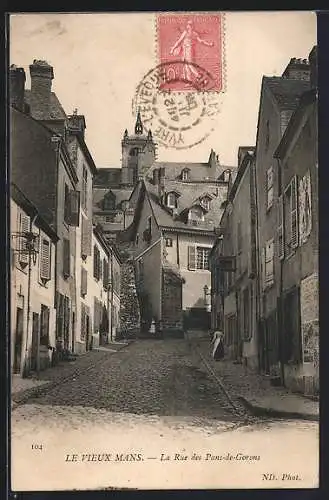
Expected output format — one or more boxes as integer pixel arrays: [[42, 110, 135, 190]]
[[200, 196, 211, 211], [103, 192, 116, 210]]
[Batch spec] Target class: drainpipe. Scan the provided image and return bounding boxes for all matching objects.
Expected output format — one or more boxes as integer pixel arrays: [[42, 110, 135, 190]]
[[22, 213, 37, 378]]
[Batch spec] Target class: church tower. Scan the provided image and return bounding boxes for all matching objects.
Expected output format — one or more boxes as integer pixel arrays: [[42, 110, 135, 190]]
[[121, 111, 156, 186]]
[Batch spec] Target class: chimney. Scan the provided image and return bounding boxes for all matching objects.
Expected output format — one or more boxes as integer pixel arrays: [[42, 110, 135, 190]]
[[309, 46, 318, 89], [153, 168, 160, 185], [158, 167, 165, 199], [282, 57, 310, 81], [9, 65, 26, 112], [67, 109, 86, 139], [29, 59, 54, 119]]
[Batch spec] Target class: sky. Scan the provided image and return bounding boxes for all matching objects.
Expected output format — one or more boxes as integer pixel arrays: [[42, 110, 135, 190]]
[[9, 12, 316, 168]]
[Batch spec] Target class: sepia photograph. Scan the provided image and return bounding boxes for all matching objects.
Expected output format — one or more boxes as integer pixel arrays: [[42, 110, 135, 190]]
[[9, 11, 319, 491]]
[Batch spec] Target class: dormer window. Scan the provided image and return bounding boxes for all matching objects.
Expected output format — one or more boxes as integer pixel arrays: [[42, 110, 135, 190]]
[[167, 192, 178, 208], [181, 168, 190, 181], [200, 196, 211, 211], [188, 206, 205, 223]]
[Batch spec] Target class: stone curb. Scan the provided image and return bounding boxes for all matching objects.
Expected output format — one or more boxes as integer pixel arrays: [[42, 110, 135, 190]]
[[237, 396, 319, 422]]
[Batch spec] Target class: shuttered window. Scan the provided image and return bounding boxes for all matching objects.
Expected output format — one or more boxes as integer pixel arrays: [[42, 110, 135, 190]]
[[81, 303, 87, 340], [277, 194, 284, 260], [93, 245, 101, 280], [266, 166, 274, 210], [40, 304, 50, 346], [64, 184, 70, 224], [40, 237, 51, 281], [19, 212, 30, 267], [103, 259, 109, 289], [188, 245, 196, 270], [290, 175, 298, 249], [81, 215, 92, 258], [81, 267, 88, 297], [63, 238, 70, 277], [264, 239, 274, 287], [69, 190, 80, 227]]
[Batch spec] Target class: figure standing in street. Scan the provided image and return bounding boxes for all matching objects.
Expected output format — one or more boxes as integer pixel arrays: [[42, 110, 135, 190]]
[[211, 330, 225, 361]]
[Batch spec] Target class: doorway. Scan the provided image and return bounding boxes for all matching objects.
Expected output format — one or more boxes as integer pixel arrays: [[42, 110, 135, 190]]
[[31, 312, 40, 372], [85, 315, 90, 351], [14, 307, 24, 373]]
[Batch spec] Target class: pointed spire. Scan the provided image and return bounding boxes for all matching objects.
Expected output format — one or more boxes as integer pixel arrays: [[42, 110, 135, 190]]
[[123, 128, 128, 139], [135, 109, 143, 135], [147, 129, 153, 141]]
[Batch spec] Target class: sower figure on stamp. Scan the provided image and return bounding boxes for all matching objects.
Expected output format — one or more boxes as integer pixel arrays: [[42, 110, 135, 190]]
[[170, 20, 214, 82]]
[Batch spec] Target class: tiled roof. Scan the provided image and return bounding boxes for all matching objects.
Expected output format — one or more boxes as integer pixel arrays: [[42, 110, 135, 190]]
[[147, 161, 235, 182], [93, 167, 122, 187], [146, 179, 228, 231], [24, 89, 67, 120], [264, 77, 310, 111], [93, 187, 133, 211]]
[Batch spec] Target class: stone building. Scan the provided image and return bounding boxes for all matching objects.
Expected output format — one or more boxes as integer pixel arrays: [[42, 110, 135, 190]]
[[210, 147, 258, 370], [273, 46, 318, 394], [93, 112, 157, 241], [10, 183, 58, 376], [10, 60, 122, 360], [119, 154, 235, 336], [254, 52, 312, 380]]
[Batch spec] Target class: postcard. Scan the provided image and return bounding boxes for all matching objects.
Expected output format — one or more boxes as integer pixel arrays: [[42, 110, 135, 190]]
[[9, 11, 319, 491]]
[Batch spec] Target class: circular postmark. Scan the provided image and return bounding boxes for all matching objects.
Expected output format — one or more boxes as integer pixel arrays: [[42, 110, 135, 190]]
[[132, 61, 222, 150]]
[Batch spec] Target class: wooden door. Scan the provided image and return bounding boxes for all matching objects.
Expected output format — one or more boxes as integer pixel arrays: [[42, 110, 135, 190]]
[[31, 312, 39, 372]]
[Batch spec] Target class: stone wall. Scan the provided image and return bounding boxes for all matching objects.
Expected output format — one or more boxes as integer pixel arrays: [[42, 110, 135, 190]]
[[161, 269, 184, 337], [118, 258, 141, 339]]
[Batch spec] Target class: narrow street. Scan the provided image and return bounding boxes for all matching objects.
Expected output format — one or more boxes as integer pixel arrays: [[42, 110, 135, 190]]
[[11, 339, 318, 490]]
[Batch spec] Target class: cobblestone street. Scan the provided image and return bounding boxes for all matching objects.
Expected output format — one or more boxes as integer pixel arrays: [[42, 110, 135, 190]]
[[11, 339, 319, 490], [14, 339, 246, 421]]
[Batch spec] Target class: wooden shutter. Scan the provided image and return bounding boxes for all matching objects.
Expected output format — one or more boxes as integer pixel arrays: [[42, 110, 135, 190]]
[[188, 245, 196, 270], [93, 245, 98, 278], [81, 216, 92, 257], [19, 212, 30, 266], [261, 247, 266, 290], [81, 267, 88, 297], [265, 240, 274, 285], [40, 238, 51, 281], [291, 175, 298, 248], [103, 259, 109, 289], [63, 238, 70, 277], [277, 195, 284, 260], [69, 190, 80, 227], [81, 304, 86, 340]]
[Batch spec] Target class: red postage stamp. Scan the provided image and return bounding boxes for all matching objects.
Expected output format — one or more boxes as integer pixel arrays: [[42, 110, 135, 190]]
[[157, 13, 223, 92]]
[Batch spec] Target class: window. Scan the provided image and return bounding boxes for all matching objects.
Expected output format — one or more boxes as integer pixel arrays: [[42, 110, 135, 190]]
[[200, 197, 211, 211], [81, 215, 92, 258], [188, 245, 210, 270], [236, 220, 242, 273], [63, 238, 70, 277], [82, 166, 88, 211], [93, 245, 101, 280], [182, 169, 190, 181], [40, 238, 51, 282], [167, 192, 177, 208], [266, 166, 274, 210], [277, 194, 284, 260], [81, 267, 88, 297], [64, 186, 80, 226], [284, 176, 299, 254], [105, 216, 111, 222], [188, 206, 204, 223], [165, 238, 173, 247], [263, 239, 274, 288], [64, 184, 70, 224], [103, 258, 109, 290], [103, 193, 116, 210], [40, 305, 50, 346], [18, 211, 30, 267]]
